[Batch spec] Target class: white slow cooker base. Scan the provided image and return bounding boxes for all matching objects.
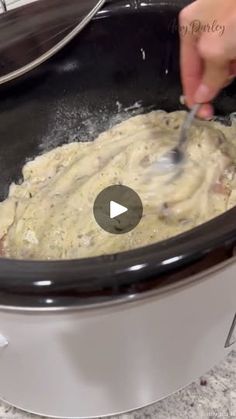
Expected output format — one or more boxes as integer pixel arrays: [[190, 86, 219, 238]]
[[0, 262, 235, 418], [0, 364, 230, 419]]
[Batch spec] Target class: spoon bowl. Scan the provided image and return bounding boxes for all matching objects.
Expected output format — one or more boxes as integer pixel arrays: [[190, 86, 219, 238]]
[[153, 103, 201, 173]]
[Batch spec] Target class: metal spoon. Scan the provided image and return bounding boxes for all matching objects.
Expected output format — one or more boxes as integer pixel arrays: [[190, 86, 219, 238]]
[[153, 103, 201, 173]]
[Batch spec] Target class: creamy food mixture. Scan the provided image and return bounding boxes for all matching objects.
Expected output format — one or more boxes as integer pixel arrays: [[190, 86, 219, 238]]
[[0, 110, 236, 260]]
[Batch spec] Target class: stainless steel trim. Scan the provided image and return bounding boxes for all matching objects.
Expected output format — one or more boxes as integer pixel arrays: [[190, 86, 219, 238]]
[[225, 314, 236, 348], [0, 0, 7, 12], [0, 0, 106, 85], [0, 255, 235, 314]]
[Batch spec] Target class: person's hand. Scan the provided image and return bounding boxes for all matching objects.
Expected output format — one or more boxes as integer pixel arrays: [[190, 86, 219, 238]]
[[179, 0, 236, 119]]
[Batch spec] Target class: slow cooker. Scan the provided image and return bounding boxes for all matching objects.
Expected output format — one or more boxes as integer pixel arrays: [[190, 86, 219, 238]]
[[0, 0, 235, 417]]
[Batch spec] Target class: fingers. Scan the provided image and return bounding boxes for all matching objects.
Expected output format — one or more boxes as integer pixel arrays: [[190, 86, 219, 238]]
[[179, 6, 202, 108], [179, 0, 236, 119], [179, 6, 213, 119], [194, 35, 230, 103], [180, 34, 202, 107]]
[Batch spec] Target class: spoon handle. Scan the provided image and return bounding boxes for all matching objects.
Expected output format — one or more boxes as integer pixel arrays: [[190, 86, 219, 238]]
[[178, 103, 201, 148]]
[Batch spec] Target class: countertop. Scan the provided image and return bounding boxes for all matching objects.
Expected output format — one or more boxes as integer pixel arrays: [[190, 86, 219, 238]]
[[0, 351, 235, 419]]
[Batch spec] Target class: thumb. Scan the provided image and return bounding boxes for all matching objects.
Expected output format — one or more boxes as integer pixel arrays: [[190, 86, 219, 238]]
[[194, 35, 230, 103], [194, 59, 229, 103]]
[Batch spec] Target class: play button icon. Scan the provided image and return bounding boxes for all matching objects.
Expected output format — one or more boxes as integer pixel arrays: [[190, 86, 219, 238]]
[[93, 185, 143, 234], [110, 201, 128, 219]]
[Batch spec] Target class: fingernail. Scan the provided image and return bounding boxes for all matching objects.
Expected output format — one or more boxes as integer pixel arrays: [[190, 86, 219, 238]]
[[205, 114, 213, 121], [198, 105, 214, 120], [194, 84, 211, 103], [180, 95, 185, 105], [199, 110, 213, 120]]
